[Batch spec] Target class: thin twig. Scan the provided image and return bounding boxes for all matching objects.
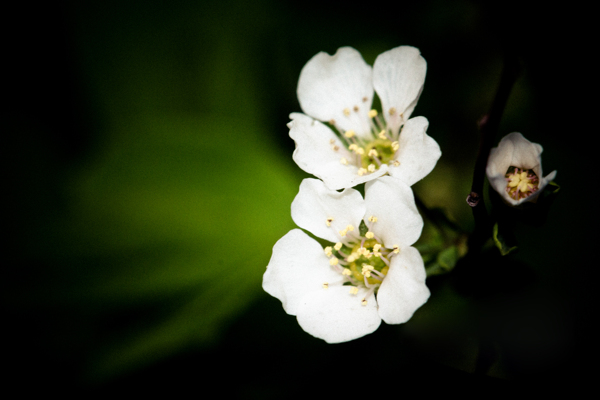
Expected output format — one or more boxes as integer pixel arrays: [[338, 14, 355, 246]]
[[467, 51, 521, 249]]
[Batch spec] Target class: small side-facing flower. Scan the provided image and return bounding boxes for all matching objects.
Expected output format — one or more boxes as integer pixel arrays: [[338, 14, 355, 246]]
[[486, 132, 557, 206], [289, 46, 441, 190], [263, 177, 429, 343]]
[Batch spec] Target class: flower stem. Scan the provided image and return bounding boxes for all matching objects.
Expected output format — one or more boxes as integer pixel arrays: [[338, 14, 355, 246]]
[[467, 51, 521, 249]]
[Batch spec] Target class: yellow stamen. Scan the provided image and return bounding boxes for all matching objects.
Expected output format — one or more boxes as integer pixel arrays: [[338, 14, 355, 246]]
[[368, 109, 378, 118]]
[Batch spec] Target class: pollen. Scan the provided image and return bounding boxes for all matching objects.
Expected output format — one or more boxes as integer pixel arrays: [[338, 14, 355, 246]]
[[505, 167, 539, 200], [340, 157, 348, 165], [326, 217, 334, 227], [368, 216, 378, 223], [368, 109, 378, 118], [378, 130, 387, 139], [343, 108, 351, 116], [324, 246, 333, 257], [392, 141, 400, 151], [346, 225, 354, 232], [368, 149, 379, 158], [353, 105, 359, 112], [329, 257, 339, 266], [389, 107, 397, 115], [367, 164, 376, 173], [357, 168, 367, 176], [349, 287, 359, 295], [342, 268, 352, 276], [365, 231, 374, 239], [392, 245, 400, 254], [344, 130, 356, 138], [322, 282, 329, 289], [334, 242, 343, 251], [391, 160, 400, 167], [361, 299, 368, 306]]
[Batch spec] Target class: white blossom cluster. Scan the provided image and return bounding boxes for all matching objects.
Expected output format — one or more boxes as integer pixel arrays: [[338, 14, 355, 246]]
[[263, 46, 441, 343]]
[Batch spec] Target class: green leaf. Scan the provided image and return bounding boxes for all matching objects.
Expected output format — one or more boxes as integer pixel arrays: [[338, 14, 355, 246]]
[[493, 223, 518, 256]]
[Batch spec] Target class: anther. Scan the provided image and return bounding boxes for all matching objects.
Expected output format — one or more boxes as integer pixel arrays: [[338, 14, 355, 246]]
[[353, 105, 359, 112], [334, 242, 343, 251], [368, 149, 379, 158], [389, 107, 396, 115], [392, 245, 400, 254], [368, 109, 378, 118], [358, 168, 367, 176], [361, 299, 368, 306], [342, 269, 352, 276], [340, 158, 348, 165], [365, 231, 375, 239], [378, 130, 387, 139], [367, 164, 376, 173], [392, 141, 400, 151], [322, 282, 329, 289], [391, 160, 400, 167], [349, 287, 359, 295], [344, 130, 356, 138], [368, 216, 378, 223], [329, 257, 339, 266], [324, 246, 333, 257], [326, 217, 334, 227], [343, 108, 351, 116]]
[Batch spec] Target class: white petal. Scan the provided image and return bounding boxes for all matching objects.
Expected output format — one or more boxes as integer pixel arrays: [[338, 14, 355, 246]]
[[377, 246, 430, 325], [291, 178, 365, 243], [387, 116, 441, 186], [373, 46, 426, 136], [263, 229, 342, 316], [297, 47, 374, 138], [364, 176, 423, 247], [288, 113, 388, 190], [296, 286, 380, 343], [486, 132, 556, 206]]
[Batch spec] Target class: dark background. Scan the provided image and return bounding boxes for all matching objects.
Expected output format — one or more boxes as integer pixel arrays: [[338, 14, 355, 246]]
[[4, 0, 592, 395]]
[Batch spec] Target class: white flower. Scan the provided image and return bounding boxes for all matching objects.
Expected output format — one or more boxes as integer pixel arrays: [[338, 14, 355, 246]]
[[486, 132, 557, 206], [289, 46, 441, 190], [262, 177, 429, 343]]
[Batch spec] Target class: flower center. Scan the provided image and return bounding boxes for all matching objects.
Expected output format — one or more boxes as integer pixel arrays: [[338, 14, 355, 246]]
[[337, 109, 401, 175], [505, 166, 539, 200], [321, 217, 400, 305]]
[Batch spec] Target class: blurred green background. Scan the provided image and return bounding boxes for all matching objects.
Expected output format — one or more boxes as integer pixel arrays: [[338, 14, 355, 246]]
[[4, 0, 591, 393]]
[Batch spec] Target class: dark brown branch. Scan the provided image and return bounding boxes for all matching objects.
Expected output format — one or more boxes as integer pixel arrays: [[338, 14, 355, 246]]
[[467, 52, 521, 248]]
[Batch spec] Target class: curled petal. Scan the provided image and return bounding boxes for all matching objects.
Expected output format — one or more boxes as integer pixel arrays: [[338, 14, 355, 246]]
[[292, 178, 365, 243], [373, 46, 427, 136], [263, 229, 341, 316], [296, 286, 380, 343], [376, 246, 429, 325], [486, 132, 557, 206], [388, 116, 441, 186], [297, 47, 374, 138]]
